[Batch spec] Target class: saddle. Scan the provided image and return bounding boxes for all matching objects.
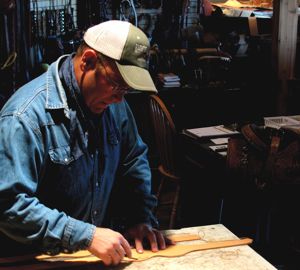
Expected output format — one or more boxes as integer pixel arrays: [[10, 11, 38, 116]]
[[226, 123, 300, 189]]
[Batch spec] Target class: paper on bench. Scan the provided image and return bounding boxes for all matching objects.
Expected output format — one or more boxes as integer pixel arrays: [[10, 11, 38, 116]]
[[185, 125, 239, 139]]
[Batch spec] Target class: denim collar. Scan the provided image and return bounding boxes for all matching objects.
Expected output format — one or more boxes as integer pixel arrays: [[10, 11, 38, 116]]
[[45, 54, 102, 125], [58, 54, 91, 122], [45, 54, 71, 118]]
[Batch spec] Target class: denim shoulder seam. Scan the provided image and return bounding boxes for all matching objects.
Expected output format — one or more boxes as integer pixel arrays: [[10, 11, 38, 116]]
[[16, 113, 42, 141], [17, 86, 46, 114]]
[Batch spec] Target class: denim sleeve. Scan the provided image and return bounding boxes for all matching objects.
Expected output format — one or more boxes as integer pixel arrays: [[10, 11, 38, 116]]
[[111, 102, 159, 229], [0, 115, 95, 254]]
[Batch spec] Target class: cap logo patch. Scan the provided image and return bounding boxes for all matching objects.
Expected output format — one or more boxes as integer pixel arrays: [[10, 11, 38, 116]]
[[135, 44, 147, 54]]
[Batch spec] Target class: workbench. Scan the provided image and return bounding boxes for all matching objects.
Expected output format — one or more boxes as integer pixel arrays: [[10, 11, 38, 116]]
[[1, 224, 276, 270]]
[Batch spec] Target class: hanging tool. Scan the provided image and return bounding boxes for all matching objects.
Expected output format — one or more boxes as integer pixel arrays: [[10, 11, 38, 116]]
[[119, 0, 137, 26], [99, 0, 109, 22]]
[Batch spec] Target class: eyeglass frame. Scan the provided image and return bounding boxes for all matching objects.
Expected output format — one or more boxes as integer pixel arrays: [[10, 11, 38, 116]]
[[97, 54, 130, 96]]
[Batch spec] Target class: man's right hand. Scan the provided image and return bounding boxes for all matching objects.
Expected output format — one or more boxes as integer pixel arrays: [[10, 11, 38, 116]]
[[87, 227, 132, 265]]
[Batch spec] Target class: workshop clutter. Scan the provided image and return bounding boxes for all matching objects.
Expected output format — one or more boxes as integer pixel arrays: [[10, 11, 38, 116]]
[[29, 0, 81, 71], [157, 73, 181, 88], [149, 47, 232, 88], [0, 0, 273, 108]]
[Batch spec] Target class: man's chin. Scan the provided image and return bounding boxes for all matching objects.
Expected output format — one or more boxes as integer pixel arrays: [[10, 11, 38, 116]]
[[92, 108, 105, 114], [89, 103, 108, 114]]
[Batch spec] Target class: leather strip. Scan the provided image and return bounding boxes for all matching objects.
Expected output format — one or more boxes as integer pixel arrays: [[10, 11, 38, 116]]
[[0, 236, 252, 268], [36, 237, 252, 262], [126, 237, 253, 261]]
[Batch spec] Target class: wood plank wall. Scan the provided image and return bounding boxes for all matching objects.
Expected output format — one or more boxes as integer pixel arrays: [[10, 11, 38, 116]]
[[272, 0, 299, 113]]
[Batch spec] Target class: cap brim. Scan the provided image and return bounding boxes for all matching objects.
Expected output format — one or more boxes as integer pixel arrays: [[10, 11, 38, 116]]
[[115, 62, 157, 93]]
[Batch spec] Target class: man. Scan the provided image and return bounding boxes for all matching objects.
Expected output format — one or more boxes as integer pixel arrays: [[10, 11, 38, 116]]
[[0, 20, 166, 265]]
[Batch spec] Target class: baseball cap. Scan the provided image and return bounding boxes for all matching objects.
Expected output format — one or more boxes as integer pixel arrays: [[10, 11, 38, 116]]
[[83, 20, 157, 93]]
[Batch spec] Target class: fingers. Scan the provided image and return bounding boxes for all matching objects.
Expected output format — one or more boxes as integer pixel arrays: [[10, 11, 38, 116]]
[[120, 237, 132, 258], [135, 237, 144, 253], [87, 227, 133, 266], [111, 247, 124, 265], [99, 249, 122, 266], [102, 242, 127, 265], [147, 229, 158, 252], [155, 230, 167, 250], [102, 254, 113, 266], [135, 227, 162, 253], [109, 237, 133, 265], [165, 235, 176, 246], [124, 224, 168, 255], [134, 225, 158, 253]]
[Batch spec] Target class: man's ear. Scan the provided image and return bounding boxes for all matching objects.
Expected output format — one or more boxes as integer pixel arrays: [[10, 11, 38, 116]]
[[81, 49, 98, 71]]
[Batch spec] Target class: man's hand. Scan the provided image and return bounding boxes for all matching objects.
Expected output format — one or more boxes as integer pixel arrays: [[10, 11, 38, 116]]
[[87, 227, 132, 265], [124, 223, 168, 254]]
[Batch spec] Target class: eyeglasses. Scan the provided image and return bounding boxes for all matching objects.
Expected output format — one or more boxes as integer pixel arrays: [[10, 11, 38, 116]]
[[98, 56, 129, 96]]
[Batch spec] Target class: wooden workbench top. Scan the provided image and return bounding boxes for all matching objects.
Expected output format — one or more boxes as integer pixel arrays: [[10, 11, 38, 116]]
[[108, 224, 276, 270], [1, 224, 276, 270]]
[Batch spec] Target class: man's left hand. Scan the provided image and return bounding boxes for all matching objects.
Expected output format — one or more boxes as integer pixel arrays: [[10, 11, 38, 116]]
[[124, 223, 168, 253]]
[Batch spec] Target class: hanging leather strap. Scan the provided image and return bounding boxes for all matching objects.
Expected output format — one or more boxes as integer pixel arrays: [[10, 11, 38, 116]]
[[248, 16, 258, 36]]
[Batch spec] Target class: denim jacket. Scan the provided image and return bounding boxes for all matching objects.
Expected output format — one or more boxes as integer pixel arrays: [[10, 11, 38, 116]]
[[0, 55, 157, 255]]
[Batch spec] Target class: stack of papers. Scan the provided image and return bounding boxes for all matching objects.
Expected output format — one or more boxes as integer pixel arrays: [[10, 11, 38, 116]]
[[158, 73, 181, 88], [264, 116, 300, 129], [184, 125, 240, 139]]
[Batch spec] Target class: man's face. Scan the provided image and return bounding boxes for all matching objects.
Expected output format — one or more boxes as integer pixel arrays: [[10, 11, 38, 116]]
[[79, 52, 130, 114]]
